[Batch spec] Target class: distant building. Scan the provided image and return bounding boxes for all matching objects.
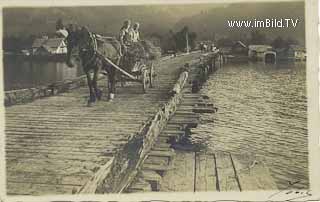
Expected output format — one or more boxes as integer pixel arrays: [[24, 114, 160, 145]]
[[31, 38, 47, 54], [31, 37, 67, 55], [231, 41, 248, 55], [248, 45, 274, 61], [287, 45, 306, 61], [21, 49, 31, 56], [275, 45, 306, 61]]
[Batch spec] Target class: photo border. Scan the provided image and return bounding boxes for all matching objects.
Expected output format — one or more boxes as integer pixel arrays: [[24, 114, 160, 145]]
[[0, 0, 319, 201]]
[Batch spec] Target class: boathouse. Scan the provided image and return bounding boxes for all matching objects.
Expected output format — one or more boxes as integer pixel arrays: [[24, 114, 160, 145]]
[[248, 45, 274, 61]]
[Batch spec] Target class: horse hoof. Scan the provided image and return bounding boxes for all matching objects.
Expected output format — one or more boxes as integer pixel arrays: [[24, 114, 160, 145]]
[[108, 93, 115, 102], [87, 101, 93, 107], [87, 97, 96, 106], [96, 90, 102, 101]]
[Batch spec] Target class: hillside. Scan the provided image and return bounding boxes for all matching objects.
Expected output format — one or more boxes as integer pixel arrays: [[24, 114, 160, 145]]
[[3, 2, 305, 51], [3, 4, 220, 38], [174, 2, 305, 45]]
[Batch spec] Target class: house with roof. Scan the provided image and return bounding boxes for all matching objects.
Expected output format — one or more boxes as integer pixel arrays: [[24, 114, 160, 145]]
[[31, 37, 67, 56], [231, 41, 248, 55], [248, 45, 276, 62]]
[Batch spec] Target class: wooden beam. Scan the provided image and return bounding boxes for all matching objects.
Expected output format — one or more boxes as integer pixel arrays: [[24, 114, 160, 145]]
[[215, 152, 240, 191], [77, 157, 114, 194], [96, 51, 137, 80], [195, 152, 217, 192]]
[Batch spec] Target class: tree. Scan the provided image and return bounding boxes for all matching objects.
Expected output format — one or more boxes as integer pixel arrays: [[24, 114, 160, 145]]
[[285, 37, 299, 46], [216, 37, 233, 47], [173, 26, 197, 52], [271, 36, 299, 49], [189, 32, 197, 50], [250, 30, 267, 44], [272, 36, 286, 49]]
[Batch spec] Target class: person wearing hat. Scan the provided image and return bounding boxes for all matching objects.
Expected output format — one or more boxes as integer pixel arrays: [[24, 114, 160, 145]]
[[118, 20, 131, 56], [130, 22, 140, 43]]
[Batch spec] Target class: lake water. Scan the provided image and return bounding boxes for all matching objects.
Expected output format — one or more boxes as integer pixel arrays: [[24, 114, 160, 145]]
[[3, 56, 83, 91], [193, 61, 308, 189]]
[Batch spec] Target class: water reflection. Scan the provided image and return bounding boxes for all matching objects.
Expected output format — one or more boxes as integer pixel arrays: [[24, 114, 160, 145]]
[[4, 56, 83, 91]]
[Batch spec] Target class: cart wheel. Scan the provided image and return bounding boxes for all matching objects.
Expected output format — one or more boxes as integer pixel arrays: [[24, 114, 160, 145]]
[[149, 62, 154, 88], [142, 69, 148, 93]]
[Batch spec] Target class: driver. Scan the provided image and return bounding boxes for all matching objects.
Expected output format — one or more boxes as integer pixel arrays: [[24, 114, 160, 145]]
[[118, 20, 131, 56]]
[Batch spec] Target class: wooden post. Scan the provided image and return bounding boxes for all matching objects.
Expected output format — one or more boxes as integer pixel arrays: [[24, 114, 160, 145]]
[[213, 55, 216, 72], [186, 31, 189, 54]]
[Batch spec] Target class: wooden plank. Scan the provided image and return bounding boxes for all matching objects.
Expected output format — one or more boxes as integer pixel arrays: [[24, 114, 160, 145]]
[[230, 154, 278, 190], [5, 52, 204, 195], [215, 152, 240, 191], [144, 156, 169, 166], [155, 142, 171, 148], [127, 179, 152, 193], [159, 131, 184, 138], [160, 151, 195, 192], [7, 172, 89, 187], [149, 150, 175, 158], [142, 163, 171, 171], [140, 170, 162, 182], [7, 182, 79, 195], [195, 152, 217, 192]]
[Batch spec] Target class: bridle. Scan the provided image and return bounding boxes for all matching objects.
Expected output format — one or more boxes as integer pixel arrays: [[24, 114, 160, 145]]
[[79, 31, 99, 67]]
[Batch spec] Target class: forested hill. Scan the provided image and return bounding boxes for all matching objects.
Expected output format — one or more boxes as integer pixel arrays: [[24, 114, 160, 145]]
[[3, 4, 220, 37], [3, 2, 305, 51], [174, 2, 305, 45]]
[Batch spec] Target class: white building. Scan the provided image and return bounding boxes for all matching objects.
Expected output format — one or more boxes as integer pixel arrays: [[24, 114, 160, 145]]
[[248, 45, 275, 62], [32, 38, 67, 55]]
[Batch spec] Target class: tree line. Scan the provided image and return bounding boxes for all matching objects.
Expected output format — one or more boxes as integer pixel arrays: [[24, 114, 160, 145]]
[[216, 30, 299, 49]]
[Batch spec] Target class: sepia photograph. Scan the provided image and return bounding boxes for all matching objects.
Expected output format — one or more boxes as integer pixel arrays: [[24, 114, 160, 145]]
[[0, 0, 319, 201]]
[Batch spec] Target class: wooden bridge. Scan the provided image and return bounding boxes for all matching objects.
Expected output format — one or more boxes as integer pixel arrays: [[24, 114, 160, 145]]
[[5, 53, 202, 195], [5, 51, 277, 195]]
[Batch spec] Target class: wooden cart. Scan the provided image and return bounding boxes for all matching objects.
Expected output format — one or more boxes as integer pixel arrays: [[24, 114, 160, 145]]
[[97, 51, 155, 93]]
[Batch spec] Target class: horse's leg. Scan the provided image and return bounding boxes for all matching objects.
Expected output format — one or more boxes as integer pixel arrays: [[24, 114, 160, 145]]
[[92, 68, 102, 100], [119, 56, 126, 87], [86, 71, 96, 106], [108, 65, 116, 101]]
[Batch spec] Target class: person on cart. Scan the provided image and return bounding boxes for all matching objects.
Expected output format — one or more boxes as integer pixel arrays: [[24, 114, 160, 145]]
[[118, 21, 146, 73], [130, 22, 140, 43], [129, 22, 146, 72], [118, 20, 132, 56]]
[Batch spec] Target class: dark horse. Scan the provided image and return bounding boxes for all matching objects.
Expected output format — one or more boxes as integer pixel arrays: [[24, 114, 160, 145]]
[[65, 25, 121, 106]]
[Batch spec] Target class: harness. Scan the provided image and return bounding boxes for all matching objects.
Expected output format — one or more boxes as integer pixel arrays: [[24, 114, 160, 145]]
[[80, 32, 99, 67]]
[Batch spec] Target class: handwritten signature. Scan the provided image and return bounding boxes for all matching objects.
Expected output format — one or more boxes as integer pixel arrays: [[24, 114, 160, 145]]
[[268, 180, 314, 201]]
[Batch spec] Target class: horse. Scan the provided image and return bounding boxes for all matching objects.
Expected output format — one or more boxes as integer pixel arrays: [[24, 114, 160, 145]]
[[65, 26, 121, 106]]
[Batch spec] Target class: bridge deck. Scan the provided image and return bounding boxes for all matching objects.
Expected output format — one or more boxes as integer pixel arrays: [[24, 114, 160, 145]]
[[5, 53, 201, 195]]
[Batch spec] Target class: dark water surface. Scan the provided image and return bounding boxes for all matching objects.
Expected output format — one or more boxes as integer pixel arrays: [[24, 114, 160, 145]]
[[194, 61, 308, 189], [4, 56, 83, 91]]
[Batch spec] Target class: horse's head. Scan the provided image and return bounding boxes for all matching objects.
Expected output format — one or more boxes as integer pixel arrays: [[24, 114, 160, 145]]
[[66, 25, 96, 67]]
